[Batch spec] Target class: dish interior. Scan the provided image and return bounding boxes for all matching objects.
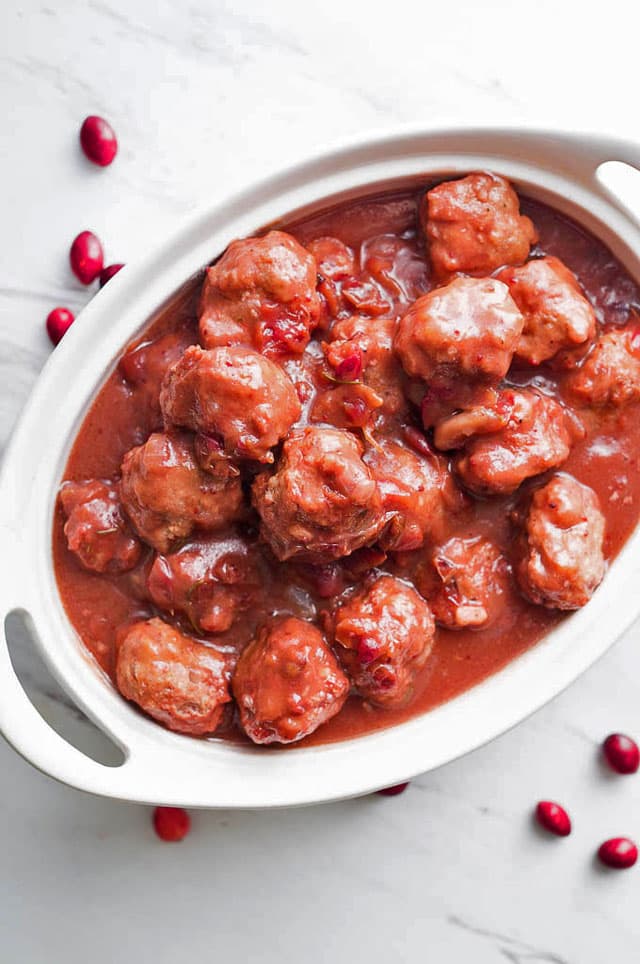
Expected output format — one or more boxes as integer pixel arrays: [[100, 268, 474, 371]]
[[53, 175, 640, 750]]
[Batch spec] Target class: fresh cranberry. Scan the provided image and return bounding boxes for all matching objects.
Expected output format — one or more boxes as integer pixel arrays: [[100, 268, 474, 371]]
[[535, 800, 572, 837], [335, 348, 363, 382], [377, 782, 410, 797], [70, 231, 104, 284], [357, 637, 380, 665], [152, 806, 191, 842], [46, 307, 75, 346], [99, 263, 125, 287], [79, 115, 118, 166], [597, 837, 638, 869], [602, 733, 640, 774]]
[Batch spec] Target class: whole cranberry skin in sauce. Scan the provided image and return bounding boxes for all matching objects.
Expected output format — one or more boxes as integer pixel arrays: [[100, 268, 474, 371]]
[[79, 115, 118, 166], [70, 230, 104, 284], [602, 733, 640, 774]]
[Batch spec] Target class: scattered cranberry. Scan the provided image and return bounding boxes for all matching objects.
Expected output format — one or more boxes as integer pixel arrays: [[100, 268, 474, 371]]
[[79, 115, 118, 167], [99, 263, 125, 287], [602, 733, 640, 775], [535, 801, 572, 837], [46, 307, 75, 345], [70, 230, 104, 284], [152, 806, 191, 842], [597, 837, 638, 869], [377, 782, 410, 797]]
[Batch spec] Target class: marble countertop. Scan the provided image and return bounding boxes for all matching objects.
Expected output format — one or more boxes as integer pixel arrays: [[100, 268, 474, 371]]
[[2, 0, 640, 960]]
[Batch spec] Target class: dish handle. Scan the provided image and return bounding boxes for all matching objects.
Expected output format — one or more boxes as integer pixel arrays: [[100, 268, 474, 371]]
[[0, 604, 139, 800]]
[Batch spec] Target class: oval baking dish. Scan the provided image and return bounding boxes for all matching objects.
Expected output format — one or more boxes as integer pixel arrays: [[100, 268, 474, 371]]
[[2, 126, 640, 808]]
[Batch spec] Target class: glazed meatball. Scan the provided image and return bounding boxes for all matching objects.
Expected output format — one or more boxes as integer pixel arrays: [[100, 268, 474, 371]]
[[120, 431, 244, 552], [423, 172, 537, 280], [513, 474, 606, 610], [332, 575, 435, 707], [252, 427, 386, 563], [497, 256, 596, 366], [147, 532, 260, 634], [454, 389, 581, 496], [199, 230, 321, 356], [324, 315, 406, 417], [116, 617, 231, 735], [232, 616, 349, 744], [567, 327, 640, 408], [160, 345, 301, 463], [364, 439, 462, 551], [118, 327, 195, 423], [59, 479, 142, 573], [395, 277, 524, 388], [415, 536, 508, 629]]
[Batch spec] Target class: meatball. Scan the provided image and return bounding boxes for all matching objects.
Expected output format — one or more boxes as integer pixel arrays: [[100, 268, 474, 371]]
[[364, 439, 462, 551], [433, 389, 515, 451], [415, 536, 508, 629], [252, 427, 386, 563], [513, 474, 606, 610], [147, 532, 260, 634], [232, 616, 349, 744], [394, 277, 524, 387], [497, 256, 596, 366], [324, 315, 406, 417], [120, 431, 244, 552], [59, 479, 142, 574], [160, 345, 301, 463], [454, 389, 581, 496], [423, 172, 538, 280], [118, 327, 195, 423], [307, 236, 356, 279], [198, 230, 321, 356], [116, 617, 231, 735], [332, 575, 435, 707], [567, 327, 640, 408]]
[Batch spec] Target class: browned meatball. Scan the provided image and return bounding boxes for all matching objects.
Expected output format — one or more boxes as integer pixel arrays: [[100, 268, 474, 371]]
[[199, 231, 321, 356], [252, 427, 386, 562], [324, 315, 406, 417], [513, 474, 606, 610], [118, 327, 196, 423], [364, 439, 462, 551], [160, 345, 301, 463], [147, 532, 260, 634], [415, 536, 508, 629], [454, 389, 581, 496], [395, 277, 524, 388], [567, 327, 640, 408], [423, 172, 538, 280], [497, 256, 596, 366], [59, 479, 142, 573], [232, 616, 349, 744], [116, 617, 231, 735], [120, 431, 244, 552], [332, 575, 435, 707]]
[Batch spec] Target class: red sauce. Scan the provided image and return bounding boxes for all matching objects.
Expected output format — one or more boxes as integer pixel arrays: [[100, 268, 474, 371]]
[[53, 182, 640, 747]]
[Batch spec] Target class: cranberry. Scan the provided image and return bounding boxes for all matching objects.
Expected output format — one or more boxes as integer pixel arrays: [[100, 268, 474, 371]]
[[602, 733, 640, 774], [79, 115, 118, 167], [99, 263, 125, 287], [152, 806, 191, 842], [70, 231, 104, 285], [335, 348, 363, 382], [357, 637, 380, 665], [46, 307, 75, 346], [377, 782, 410, 797], [535, 800, 572, 837], [597, 837, 638, 869]]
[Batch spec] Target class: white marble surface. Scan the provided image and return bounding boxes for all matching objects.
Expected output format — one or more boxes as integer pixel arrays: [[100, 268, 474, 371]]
[[2, 0, 640, 960]]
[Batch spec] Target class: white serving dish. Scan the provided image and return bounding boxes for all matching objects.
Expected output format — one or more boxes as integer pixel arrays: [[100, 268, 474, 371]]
[[2, 126, 640, 809]]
